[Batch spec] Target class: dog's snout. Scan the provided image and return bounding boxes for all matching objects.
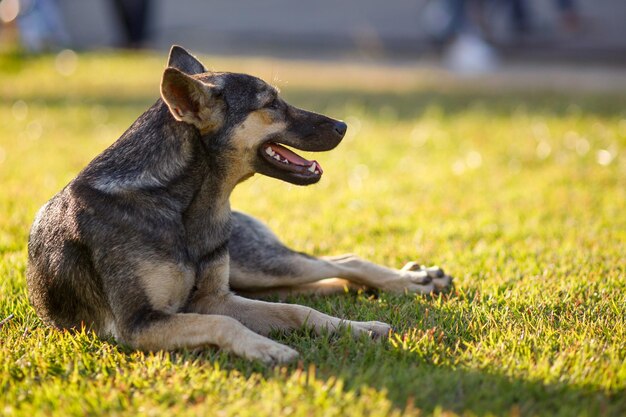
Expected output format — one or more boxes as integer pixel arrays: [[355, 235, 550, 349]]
[[333, 121, 347, 137]]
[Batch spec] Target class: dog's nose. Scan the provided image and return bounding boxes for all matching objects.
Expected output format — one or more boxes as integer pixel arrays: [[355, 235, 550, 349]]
[[333, 121, 347, 137]]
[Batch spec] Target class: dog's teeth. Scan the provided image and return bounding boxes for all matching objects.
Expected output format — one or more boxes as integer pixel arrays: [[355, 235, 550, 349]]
[[273, 154, 281, 161], [308, 164, 316, 173], [284, 160, 289, 164], [314, 170, 320, 174], [265, 147, 275, 156]]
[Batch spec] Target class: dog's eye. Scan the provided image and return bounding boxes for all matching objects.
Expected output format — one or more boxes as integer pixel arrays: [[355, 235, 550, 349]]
[[265, 98, 279, 110]]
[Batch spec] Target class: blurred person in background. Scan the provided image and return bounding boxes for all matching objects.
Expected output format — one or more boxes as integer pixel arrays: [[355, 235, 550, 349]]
[[9, 0, 70, 52], [432, 0, 582, 73], [438, 0, 499, 74], [511, 0, 580, 36], [109, 0, 152, 49], [555, 0, 581, 32]]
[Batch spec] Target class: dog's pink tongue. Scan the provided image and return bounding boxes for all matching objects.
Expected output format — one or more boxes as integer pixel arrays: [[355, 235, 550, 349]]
[[268, 143, 310, 165], [269, 143, 323, 173]]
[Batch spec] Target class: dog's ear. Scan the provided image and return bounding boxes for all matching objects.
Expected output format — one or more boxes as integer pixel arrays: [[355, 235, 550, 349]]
[[167, 45, 207, 75], [160, 67, 224, 133]]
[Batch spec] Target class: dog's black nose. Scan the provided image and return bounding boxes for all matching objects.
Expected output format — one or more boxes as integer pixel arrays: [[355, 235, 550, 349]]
[[333, 121, 347, 137]]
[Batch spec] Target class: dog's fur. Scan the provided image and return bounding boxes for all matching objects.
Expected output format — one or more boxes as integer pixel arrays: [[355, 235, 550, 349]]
[[27, 46, 452, 363]]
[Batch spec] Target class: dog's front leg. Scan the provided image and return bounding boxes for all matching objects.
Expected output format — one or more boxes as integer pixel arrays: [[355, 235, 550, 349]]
[[189, 294, 391, 338], [131, 312, 298, 364], [100, 254, 298, 364]]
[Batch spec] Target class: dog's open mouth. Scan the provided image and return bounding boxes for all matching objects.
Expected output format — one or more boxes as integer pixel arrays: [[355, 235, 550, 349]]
[[261, 142, 323, 177]]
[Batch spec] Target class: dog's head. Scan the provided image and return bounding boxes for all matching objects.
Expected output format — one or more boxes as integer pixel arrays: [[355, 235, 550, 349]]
[[160, 46, 347, 186]]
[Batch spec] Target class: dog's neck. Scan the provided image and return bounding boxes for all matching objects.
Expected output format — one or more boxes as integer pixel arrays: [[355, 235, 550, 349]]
[[168, 109, 253, 262], [82, 101, 247, 261], [181, 137, 238, 261]]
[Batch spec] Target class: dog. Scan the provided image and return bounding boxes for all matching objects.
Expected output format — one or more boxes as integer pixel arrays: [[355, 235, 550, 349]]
[[27, 46, 452, 364]]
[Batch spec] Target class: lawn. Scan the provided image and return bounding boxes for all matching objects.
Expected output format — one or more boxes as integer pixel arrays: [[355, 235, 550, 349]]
[[0, 50, 625, 417]]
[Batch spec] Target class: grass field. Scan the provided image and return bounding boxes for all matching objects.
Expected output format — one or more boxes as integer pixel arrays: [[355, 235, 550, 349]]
[[0, 50, 625, 417]]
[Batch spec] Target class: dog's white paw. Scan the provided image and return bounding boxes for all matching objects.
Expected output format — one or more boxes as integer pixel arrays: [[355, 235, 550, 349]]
[[383, 262, 453, 294], [234, 334, 299, 365], [346, 320, 392, 339]]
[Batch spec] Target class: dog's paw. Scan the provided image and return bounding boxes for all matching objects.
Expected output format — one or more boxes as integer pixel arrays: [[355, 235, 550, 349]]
[[234, 334, 299, 365], [383, 262, 453, 295], [346, 320, 392, 339]]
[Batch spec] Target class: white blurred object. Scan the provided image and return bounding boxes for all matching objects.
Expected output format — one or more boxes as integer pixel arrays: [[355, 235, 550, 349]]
[[0, 0, 20, 23], [444, 32, 498, 75]]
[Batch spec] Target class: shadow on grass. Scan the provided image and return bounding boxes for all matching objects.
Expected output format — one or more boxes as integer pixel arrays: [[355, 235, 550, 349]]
[[285, 88, 626, 120], [7, 84, 625, 415], [0, 95, 156, 111], [4, 88, 626, 120], [175, 291, 624, 417], [14, 290, 622, 416]]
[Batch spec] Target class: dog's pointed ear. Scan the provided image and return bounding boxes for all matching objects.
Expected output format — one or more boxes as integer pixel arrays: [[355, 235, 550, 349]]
[[167, 45, 207, 75], [160, 67, 224, 133]]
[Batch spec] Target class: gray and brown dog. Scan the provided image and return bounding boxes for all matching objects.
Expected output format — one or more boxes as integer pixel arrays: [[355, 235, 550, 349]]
[[27, 46, 452, 364]]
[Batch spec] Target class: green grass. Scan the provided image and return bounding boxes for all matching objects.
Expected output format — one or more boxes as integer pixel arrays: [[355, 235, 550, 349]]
[[1, 50, 625, 417]]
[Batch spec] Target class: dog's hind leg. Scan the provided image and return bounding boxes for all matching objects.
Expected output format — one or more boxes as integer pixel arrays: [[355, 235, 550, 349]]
[[229, 212, 452, 297]]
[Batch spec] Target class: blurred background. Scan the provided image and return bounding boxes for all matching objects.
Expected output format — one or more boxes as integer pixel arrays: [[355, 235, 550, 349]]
[[1, 0, 626, 72], [1, 5, 625, 416]]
